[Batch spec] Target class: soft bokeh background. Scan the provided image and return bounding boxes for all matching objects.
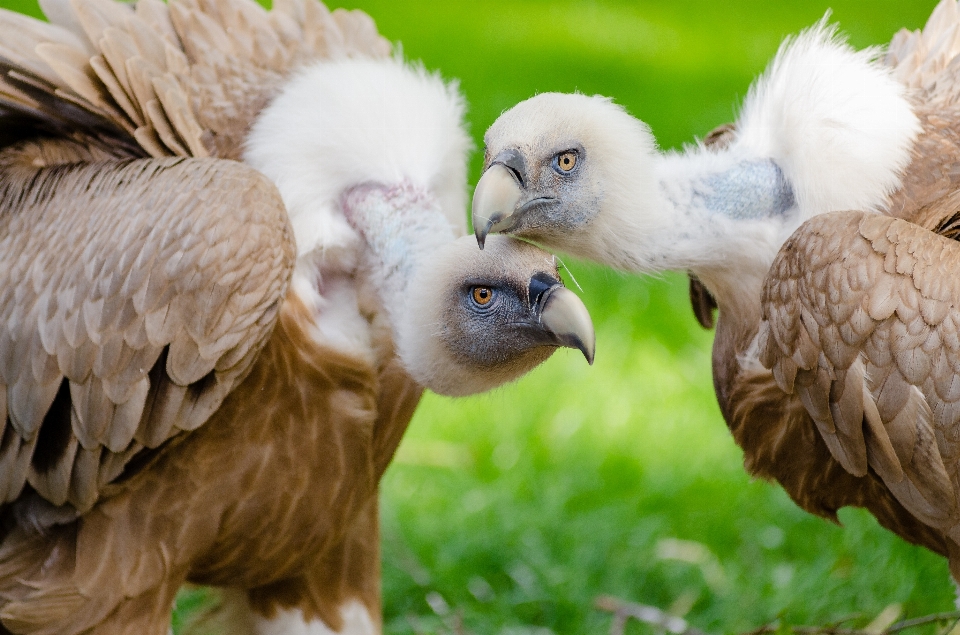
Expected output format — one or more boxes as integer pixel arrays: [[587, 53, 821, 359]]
[[0, 0, 953, 633]]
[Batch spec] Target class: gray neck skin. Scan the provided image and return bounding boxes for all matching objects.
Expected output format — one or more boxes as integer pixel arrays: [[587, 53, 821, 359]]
[[644, 157, 797, 267], [695, 159, 795, 221], [638, 157, 797, 329]]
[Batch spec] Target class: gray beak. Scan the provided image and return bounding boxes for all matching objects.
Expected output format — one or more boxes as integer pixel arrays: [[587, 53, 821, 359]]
[[472, 152, 525, 249], [537, 285, 596, 364]]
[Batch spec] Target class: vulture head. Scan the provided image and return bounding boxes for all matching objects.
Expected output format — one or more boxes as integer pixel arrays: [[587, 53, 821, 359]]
[[473, 92, 658, 265], [245, 57, 594, 397], [401, 235, 593, 396], [344, 181, 594, 395]]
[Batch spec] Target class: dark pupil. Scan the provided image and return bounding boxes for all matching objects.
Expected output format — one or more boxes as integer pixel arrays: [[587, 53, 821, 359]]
[[478, 289, 489, 299]]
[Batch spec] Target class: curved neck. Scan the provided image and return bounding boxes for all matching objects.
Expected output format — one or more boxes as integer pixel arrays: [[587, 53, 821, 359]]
[[339, 181, 455, 347], [600, 151, 798, 317]]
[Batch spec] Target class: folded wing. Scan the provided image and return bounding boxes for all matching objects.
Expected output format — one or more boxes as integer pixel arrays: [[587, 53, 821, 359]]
[[0, 156, 295, 512], [759, 210, 960, 539]]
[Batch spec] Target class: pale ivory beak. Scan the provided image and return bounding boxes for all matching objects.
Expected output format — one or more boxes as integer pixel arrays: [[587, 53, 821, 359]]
[[472, 163, 522, 249], [538, 286, 596, 364]]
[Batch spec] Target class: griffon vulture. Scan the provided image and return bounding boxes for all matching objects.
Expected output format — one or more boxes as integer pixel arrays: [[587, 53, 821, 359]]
[[472, 1, 960, 580], [0, 0, 596, 633]]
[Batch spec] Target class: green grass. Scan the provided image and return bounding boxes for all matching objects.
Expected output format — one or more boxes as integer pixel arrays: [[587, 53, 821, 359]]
[[380, 276, 952, 634], [1, 0, 953, 632]]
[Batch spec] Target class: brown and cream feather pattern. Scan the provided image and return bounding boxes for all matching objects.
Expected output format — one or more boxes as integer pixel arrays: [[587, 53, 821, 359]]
[[0, 0, 389, 160], [738, 2, 960, 578], [0, 156, 295, 512], [0, 1, 422, 633], [0, 296, 391, 634]]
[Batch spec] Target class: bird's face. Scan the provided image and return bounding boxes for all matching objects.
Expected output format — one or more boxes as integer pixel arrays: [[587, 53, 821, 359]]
[[399, 235, 595, 396], [472, 92, 658, 258], [474, 140, 596, 247]]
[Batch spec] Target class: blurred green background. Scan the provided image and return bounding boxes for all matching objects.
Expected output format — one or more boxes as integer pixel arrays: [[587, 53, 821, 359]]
[[0, 0, 953, 633]]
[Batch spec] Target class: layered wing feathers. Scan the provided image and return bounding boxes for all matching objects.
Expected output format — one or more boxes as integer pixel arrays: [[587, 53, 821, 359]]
[[760, 211, 960, 538], [887, 0, 960, 102], [0, 156, 295, 511], [0, 0, 391, 160]]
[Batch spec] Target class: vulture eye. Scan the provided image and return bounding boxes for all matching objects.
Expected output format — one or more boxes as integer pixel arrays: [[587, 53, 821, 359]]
[[471, 286, 494, 306], [555, 151, 577, 173]]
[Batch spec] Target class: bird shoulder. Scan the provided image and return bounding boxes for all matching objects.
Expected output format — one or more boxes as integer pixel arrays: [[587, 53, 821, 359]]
[[0, 0, 390, 162]]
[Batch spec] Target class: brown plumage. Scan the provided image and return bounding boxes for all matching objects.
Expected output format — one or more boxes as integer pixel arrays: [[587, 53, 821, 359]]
[[692, 7, 960, 566], [473, 0, 960, 584], [694, 8, 960, 579], [0, 0, 597, 632], [0, 0, 390, 159], [752, 5, 960, 576], [712, 18, 960, 572], [699, 105, 960, 560], [0, 1, 390, 630]]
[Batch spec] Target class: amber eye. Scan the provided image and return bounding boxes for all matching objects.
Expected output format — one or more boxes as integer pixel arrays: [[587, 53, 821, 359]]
[[556, 151, 577, 172], [472, 286, 494, 305]]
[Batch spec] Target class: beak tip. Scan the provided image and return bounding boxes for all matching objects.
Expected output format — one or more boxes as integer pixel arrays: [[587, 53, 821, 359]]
[[472, 216, 494, 251], [538, 286, 596, 366], [576, 338, 596, 365]]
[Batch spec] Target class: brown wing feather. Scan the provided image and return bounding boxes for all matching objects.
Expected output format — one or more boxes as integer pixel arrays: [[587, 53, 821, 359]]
[[0, 0, 391, 161], [760, 210, 960, 540], [0, 296, 385, 635], [886, 0, 960, 102], [0, 153, 295, 512], [884, 101, 960, 228], [726, 360, 948, 556], [883, 2, 960, 227], [371, 358, 423, 481]]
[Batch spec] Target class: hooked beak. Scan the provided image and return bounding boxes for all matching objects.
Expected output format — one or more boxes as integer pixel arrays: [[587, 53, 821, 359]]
[[536, 285, 596, 364], [472, 149, 527, 249]]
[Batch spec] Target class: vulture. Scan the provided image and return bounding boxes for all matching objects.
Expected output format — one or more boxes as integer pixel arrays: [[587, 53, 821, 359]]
[[0, 0, 596, 633], [473, 1, 960, 581]]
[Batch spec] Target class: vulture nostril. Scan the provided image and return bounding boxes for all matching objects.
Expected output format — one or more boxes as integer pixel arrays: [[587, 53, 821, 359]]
[[505, 165, 524, 187], [528, 272, 559, 307], [491, 148, 527, 188]]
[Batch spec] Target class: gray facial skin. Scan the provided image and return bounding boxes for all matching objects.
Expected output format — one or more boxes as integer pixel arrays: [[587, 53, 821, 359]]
[[473, 142, 602, 249], [396, 234, 597, 396], [442, 259, 594, 369]]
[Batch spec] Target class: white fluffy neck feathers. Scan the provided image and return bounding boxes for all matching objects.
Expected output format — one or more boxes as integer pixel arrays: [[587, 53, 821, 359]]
[[244, 56, 471, 262], [243, 56, 472, 366], [598, 21, 919, 308]]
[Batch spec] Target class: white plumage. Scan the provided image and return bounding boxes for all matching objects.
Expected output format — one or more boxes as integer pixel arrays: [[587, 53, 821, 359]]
[[245, 57, 471, 263]]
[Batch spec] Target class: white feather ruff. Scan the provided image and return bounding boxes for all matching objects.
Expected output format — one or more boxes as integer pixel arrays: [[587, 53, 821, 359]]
[[243, 56, 472, 362], [634, 20, 920, 312], [588, 19, 921, 316], [733, 20, 920, 222], [244, 56, 472, 262]]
